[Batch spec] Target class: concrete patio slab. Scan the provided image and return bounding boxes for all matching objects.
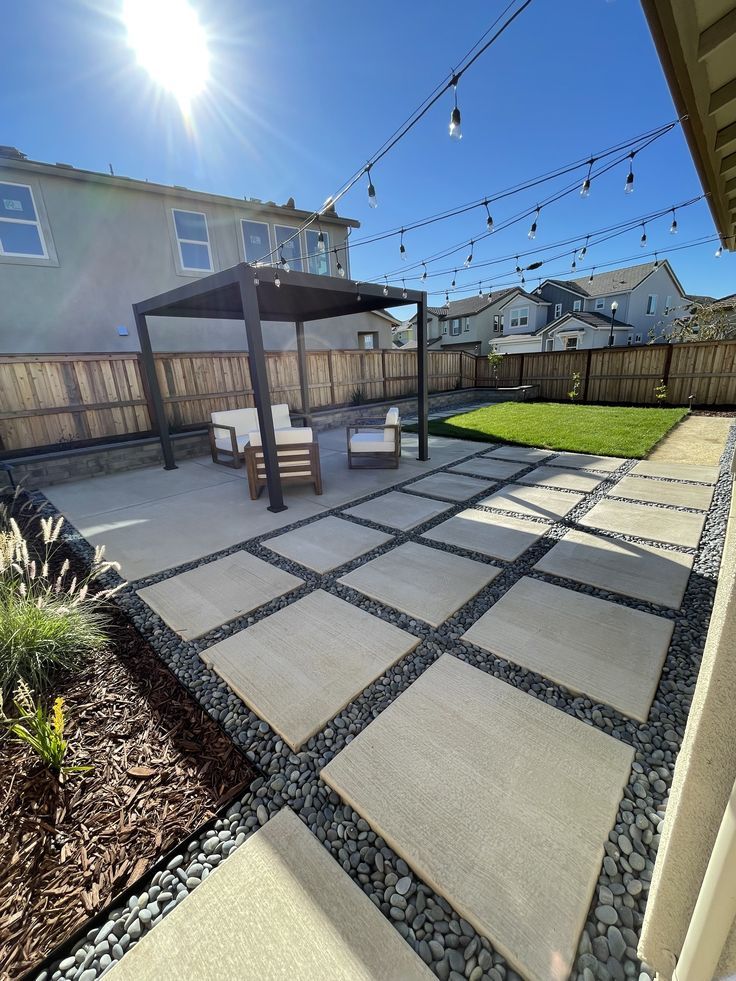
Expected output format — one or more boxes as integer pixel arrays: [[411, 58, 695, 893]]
[[483, 445, 553, 464], [339, 541, 499, 627], [109, 807, 434, 981], [448, 458, 526, 480], [137, 552, 302, 640], [342, 491, 454, 531], [610, 474, 714, 511], [535, 528, 694, 608], [580, 498, 706, 549], [422, 508, 549, 561], [403, 471, 495, 502], [201, 590, 418, 750], [548, 452, 626, 472], [517, 465, 606, 493], [322, 654, 634, 981], [262, 516, 392, 573], [463, 577, 673, 721], [630, 460, 719, 484], [478, 483, 585, 520]]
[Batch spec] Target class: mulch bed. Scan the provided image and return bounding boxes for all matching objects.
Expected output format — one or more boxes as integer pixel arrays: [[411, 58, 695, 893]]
[[0, 605, 254, 980]]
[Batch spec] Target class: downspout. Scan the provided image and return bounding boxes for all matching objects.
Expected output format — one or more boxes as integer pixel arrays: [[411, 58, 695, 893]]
[[672, 774, 736, 981]]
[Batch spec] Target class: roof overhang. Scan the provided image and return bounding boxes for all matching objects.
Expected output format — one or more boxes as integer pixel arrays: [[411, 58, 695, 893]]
[[641, 0, 736, 247]]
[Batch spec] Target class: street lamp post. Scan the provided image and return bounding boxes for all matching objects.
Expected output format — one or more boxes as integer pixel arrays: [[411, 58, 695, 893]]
[[608, 300, 619, 347]]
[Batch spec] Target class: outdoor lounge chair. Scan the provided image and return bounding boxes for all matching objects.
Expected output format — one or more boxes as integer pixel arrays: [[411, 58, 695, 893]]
[[209, 404, 294, 468], [346, 406, 401, 469], [244, 427, 323, 500]]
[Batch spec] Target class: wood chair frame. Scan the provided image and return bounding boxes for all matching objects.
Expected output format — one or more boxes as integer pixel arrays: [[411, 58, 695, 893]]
[[346, 420, 402, 469], [244, 440, 323, 500]]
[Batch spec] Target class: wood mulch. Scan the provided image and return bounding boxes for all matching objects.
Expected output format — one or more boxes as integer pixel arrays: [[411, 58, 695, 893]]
[[0, 608, 254, 981]]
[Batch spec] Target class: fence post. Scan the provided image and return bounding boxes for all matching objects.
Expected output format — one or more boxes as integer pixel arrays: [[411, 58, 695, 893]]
[[518, 353, 525, 387], [662, 343, 674, 385], [582, 348, 593, 402], [327, 349, 335, 405], [382, 350, 388, 401]]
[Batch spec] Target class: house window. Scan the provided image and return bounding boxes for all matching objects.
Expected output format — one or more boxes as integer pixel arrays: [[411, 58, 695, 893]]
[[573, 299, 582, 312], [442, 322, 448, 335], [665, 295, 673, 315], [646, 294, 658, 315], [493, 314, 502, 333], [564, 336, 578, 350], [546, 338, 554, 351], [172, 209, 212, 272], [357, 331, 378, 350], [450, 318, 461, 336], [635, 334, 643, 343], [554, 303, 562, 319], [509, 306, 529, 328], [594, 298, 605, 312], [463, 318, 470, 332], [305, 228, 331, 275], [274, 224, 303, 272], [241, 220, 271, 265], [0, 181, 48, 258]]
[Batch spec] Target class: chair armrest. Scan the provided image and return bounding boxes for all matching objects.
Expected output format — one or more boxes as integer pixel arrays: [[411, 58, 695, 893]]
[[209, 422, 239, 457], [209, 422, 237, 437]]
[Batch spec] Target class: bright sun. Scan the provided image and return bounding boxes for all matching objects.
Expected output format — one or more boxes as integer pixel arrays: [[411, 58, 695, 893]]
[[122, 0, 210, 113]]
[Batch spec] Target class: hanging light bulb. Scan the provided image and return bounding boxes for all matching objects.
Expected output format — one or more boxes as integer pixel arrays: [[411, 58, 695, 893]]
[[253, 270, 260, 286], [528, 206, 540, 240], [515, 257, 522, 275], [421, 262, 428, 282], [589, 267, 596, 284], [640, 223, 647, 248], [274, 270, 281, 288], [478, 282, 483, 296], [402, 279, 408, 299], [669, 208, 678, 234], [527, 261, 543, 271], [625, 152, 635, 194], [366, 166, 378, 209], [317, 225, 325, 252], [399, 228, 407, 262], [334, 249, 345, 277], [715, 244, 723, 258], [356, 282, 362, 302], [653, 251, 660, 270], [571, 252, 577, 272], [520, 273, 526, 286], [484, 199, 494, 232], [580, 159, 593, 198], [464, 240, 474, 267], [279, 248, 290, 273], [383, 276, 389, 297], [451, 269, 457, 288], [578, 235, 590, 261], [448, 75, 462, 140], [445, 290, 450, 305]]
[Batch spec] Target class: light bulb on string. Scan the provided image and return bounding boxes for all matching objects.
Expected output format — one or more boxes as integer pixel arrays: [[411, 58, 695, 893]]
[[625, 152, 635, 194], [580, 159, 593, 198], [274, 270, 281, 288], [478, 282, 483, 296], [421, 262, 428, 282], [356, 282, 362, 302], [669, 208, 678, 234], [334, 249, 345, 277], [316, 224, 325, 252], [528, 206, 540, 240], [451, 270, 457, 288], [640, 223, 647, 248], [520, 273, 526, 286], [366, 166, 378, 209], [484, 199, 494, 232], [571, 253, 577, 272], [589, 267, 596, 284], [383, 276, 389, 297], [578, 235, 590, 261], [402, 279, 407, 299], [448, 75, 462, 140], [279, 248, 290, 273], [515, 257, 522, 275], [715, 244, 723, 258], [464, 241, 474, 267], [445, 291, 450, 305], [653, 251, 660, 270], [399, 229, 407, 261]]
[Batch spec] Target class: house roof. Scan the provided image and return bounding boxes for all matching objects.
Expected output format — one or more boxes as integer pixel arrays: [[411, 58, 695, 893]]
[[570, 261, 661, 297], [541, 278, 589, 297], [552, 311, 633, 332], [496, 288, 551, 310]]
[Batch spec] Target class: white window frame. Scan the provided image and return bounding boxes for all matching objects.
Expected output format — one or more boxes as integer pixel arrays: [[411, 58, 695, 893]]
[[665, 295, 673, 315], [0, 181, 49, 259], [594, 298, 605, 312], [646, 294, 658, 316], [546, 338, 554, 351], [450, 318, 461, 336], [274, 223, 303, 273], [509, 306, 529, 329], [172, 209, 213, 273], [442, 322, 448, 335], [554, 302, 562, 318], [305, 227, 331, 276], [493, 314, 502, 333], [564, 336, 578, 350], [635, 333, 643, 343], [463, 318, 470, 332], [573, 299, 582, 312], [241, 219, 272, 265]]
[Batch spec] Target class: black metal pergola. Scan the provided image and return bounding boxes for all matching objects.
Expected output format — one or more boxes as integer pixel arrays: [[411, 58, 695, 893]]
[[132, 262, 429, 513]]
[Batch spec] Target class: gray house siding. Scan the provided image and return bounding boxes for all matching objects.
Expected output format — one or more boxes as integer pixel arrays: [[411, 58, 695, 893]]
[[538, 282, 585, 322], [0, 160, 377, 354]]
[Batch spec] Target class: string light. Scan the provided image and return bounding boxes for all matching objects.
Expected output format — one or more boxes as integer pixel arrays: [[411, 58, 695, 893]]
[[421, 262, 428, 282], [528, 206, 540, 240], [399, 229, 407, 261], [580, 159, 593, 198], [640, 223, 647, 248], [356, 282, 362, 302], [625, 152, 635, 193], [383, 276, 389, 296], [669, 208, 678, 234], [515, 256, 522, 274], [589, 267, 596, 283], [653, 251, 660, 270], [402, 279, 408, 299], [449, 75, 462, 140], [578, 235, 590, 261], [366, 167, 378, 209], [445, 290, 450, 304], [571, 252, 577, 271], [478, 282, 483, 296], [279, 248, 290, 273], [464, 241, 474, 267], [484, 199, 494, 231], [715, 244, 723, 258], [451, 270, 457, 288], [317, 224, 325, 252], [274, 269, 281, 288], [334, 249, 345, 277]]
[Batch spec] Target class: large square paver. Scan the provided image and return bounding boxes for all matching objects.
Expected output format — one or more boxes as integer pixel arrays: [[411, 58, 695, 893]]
[[580, 498, 705, 548], [610, 474, 714, 511], [463, 577, 673, 721], [535, 528, 694, 608], [517, 465, 605, 493], [479, 483, 584, 520], [137, 552, 302, 641], [422, 509, 549, 561], [448, 458, 526, 480], [484, 445, 552, 464], [322, 655, 634, 981], [262, 516, 392, 573], [404, 472, 494, 502], [201, 591, 419, 750], [339, 541, 499, 627], [548, 452, 625, 472], [342, 491, 454, 531], [109, 807, 433, 981], [631, 461, 719, 484]]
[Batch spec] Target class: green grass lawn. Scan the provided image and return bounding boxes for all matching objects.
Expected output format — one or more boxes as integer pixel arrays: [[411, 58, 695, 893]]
[[413, 402, 689, 458]]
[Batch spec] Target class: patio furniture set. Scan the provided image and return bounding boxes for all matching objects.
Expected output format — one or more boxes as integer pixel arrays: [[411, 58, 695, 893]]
[[209, 404, 402, 498]]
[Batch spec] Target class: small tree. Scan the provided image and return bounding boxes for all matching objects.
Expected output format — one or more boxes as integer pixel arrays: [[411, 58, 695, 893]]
[[487, 349, 504, 389], [567, 371, 581, 403], [656, 299, 736, 343], [653, 379, 668, 404]]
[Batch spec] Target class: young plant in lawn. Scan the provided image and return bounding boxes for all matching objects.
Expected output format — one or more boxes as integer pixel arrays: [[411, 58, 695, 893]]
[[568, 371, 582, 403], [654, 379, 668, 404], [0, 680, 91, 775]]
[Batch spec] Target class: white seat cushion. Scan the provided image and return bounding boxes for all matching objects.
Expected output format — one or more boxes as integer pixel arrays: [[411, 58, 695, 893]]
[[215, 433, 250, 452], [350, 433, 393, 453], [249, 427, 314, 447]]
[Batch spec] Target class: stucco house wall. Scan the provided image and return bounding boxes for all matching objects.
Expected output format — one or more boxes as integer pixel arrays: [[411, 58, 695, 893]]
[[0, 157, 373, 354]]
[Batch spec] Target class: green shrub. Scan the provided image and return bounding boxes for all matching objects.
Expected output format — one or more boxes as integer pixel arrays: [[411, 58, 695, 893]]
[[350, 386, 367, 406], [0, 681, 91, 775], [0, 515, 121, 695]]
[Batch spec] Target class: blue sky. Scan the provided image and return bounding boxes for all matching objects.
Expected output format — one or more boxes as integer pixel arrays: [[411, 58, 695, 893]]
[[5, 0, 735, 306]]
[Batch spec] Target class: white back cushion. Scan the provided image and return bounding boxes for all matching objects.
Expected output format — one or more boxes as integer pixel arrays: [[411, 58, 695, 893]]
[[384, 407, 400, 442], [249, 427, 313, 447], [211, 408, 258, 434], [271, 403, 292, 429]]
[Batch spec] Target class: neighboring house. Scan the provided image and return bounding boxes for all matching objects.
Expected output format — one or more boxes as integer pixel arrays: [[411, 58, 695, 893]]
[[0, 146, 399, 354], [399, 291, 515, 356], [492, 260, 691, 352]]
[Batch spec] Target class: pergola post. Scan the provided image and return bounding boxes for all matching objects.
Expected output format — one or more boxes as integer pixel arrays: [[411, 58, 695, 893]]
[[134, 305, 176, 470], [416, 292, 429, 461], [294, 319, 311, 424], [237, 267, 286, 513]]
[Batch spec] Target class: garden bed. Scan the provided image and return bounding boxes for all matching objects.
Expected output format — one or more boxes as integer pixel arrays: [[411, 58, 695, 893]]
[[0, 586, 254, 981]]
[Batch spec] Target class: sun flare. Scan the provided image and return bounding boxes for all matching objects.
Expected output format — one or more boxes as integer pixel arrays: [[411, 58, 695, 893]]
[[122, 0, 210, 113]]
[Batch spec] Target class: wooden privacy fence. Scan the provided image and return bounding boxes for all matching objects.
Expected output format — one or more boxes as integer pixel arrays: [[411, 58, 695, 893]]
[[2, 341, 735, 455]]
